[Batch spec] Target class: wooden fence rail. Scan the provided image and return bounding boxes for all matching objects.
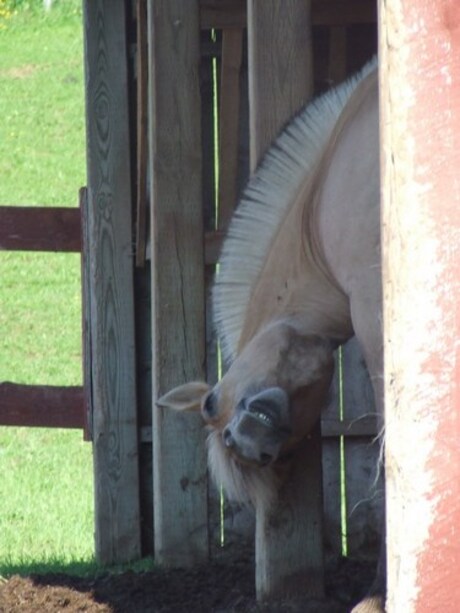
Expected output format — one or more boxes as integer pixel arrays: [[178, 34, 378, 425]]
[[0, 383, 84, 429], [0, 206, 81, 252], [0, 204, 86, 431]]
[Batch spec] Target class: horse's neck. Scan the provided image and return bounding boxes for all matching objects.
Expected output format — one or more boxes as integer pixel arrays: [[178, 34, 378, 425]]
[[238, 193, 353, 350], [238, 71, 379, 351], [214, 62, 378, 363]]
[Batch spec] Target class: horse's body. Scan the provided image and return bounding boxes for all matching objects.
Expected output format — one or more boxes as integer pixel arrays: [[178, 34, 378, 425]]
[[159, 61, 383, 612]]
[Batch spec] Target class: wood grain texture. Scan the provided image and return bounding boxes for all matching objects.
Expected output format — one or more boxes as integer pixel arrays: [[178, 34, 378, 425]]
[[256, 423, 324, 599], [83, 0, 141, 565], [248, 0, 314, 171], [321, 354, 344, 555], [148, 0, 208, 567], [0, 206, 81, 252], [247, 0, 324, 600], [80, 187, 93, 441], [0, 383, 84, 429]]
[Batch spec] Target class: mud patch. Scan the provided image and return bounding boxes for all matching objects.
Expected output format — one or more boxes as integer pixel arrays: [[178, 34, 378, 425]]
[[0, 553, 375, 612]]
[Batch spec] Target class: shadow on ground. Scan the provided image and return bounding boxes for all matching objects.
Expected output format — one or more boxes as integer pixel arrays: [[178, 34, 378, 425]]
[[0, 549, 376, 612]]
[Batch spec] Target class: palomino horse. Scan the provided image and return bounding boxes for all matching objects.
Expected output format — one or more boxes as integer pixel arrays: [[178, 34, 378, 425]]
[[158, 60, 384, 612]]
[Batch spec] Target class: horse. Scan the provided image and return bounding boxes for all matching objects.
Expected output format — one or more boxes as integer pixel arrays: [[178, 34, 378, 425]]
[[158, 59, 384, 612]]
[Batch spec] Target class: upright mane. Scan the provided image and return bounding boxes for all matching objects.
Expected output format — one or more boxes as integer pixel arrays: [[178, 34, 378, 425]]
[[213, 59, 377, 365]]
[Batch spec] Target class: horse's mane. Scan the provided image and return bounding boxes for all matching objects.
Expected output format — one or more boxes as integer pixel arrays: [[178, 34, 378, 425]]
[[213, 58, 378, 366]]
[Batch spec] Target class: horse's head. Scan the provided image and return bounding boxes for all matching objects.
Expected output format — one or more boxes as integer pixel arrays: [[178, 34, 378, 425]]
[[157, 320, 335, 506]]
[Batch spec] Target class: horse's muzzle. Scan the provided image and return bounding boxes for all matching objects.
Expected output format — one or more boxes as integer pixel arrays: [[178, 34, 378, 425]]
[[222, 387, 291, 467]]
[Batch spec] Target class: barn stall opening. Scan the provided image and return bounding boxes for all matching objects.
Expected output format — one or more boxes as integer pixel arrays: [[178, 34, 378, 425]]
[[81, 0, 381, 600]]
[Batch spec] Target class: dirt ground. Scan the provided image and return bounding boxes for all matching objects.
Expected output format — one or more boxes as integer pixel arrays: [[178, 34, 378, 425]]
[[0, 550, 375, 613]]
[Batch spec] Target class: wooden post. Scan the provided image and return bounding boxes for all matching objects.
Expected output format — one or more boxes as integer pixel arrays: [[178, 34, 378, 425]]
[[341, 338, 382, 557], [83, 0, 141, 564], [247, 0, 323, 600], [380, 0, 460, 609], [148, 0, 209, 566], [248, 0, 313, 171]]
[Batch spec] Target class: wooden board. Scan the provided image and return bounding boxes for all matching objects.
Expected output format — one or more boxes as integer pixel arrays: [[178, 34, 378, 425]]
[[148, 0, 209, 567], [80, 187, 93, 441], [247, 0, 323, 600], [83, 0, 141, 565], [0, 383, 84, 429], [256, 423, 324, 599], [0, 206, 81, 252], [321, 354, 344, 555], [199, 0, 377, 30], [341, 338, 382, 557], [247, 0, 314, 171]]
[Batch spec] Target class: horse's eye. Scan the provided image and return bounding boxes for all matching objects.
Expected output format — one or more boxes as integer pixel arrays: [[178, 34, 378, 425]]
[[202, 392, 217, 419]]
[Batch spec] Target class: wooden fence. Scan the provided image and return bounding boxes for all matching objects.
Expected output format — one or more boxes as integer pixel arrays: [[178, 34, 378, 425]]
[[1, 0, 382, 600], [0, 205, 87, 432], [83, 0, 380, 597]]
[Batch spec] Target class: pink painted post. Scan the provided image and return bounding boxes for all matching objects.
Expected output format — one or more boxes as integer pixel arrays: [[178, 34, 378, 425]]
[[379, 0, 460, 610]]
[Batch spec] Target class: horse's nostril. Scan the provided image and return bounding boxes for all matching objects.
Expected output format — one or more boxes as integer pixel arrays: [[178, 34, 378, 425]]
[[222, 427, 235, 449], [260, 453, 273, 466]]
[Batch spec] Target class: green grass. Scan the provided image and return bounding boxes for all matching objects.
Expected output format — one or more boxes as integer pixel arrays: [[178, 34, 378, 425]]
[[0, 2, 94, 577], [0, 3, 85, 206], [0, 428, 93, 575], [0, 1, 85, 385]]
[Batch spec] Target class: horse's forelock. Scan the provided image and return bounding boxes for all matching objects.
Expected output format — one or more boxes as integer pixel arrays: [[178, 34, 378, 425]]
[[206, 429, 278, 509]]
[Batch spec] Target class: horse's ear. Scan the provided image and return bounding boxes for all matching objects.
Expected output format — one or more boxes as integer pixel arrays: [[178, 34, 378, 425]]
[[156, 382, 211, 413]]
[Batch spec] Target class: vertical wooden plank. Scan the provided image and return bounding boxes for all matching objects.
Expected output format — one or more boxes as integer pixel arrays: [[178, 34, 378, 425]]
[[83, 0, 141, 564], [80, 187, 92, 442], [134, 265, 154, 554], [247, 0, 313, 170], [200, 30, 222, 549], [247, 0, 322, 600], [321, 355, 343, 555], [380, 0, 460, 609], [201, 31, 220, 389], [218, 31, 257, 551], [148, 0, 209, 566], [256, 424, 324, 600], [342, 338, 383, 558]]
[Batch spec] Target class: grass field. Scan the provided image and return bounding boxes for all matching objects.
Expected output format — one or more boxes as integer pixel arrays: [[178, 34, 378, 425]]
[[0, 1, 95, 575]]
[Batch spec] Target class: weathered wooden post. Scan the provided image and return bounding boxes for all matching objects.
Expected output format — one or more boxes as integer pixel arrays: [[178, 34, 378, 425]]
[[83, 0, 142, 564], [380, 0, 460, 609], [148, 0, 209, 566], [247, 0, 324, 599]]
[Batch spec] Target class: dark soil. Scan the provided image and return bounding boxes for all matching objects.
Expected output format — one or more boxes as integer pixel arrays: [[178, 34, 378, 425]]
[[0, 552, 375, 613]]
